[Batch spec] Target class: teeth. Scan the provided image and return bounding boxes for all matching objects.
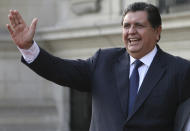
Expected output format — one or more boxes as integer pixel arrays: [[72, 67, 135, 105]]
[[130, 38, 138, 41], [129, 38, 139, 42]]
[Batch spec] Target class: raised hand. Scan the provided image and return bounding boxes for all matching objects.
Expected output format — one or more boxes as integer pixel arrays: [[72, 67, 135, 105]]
[[6, 10, 38, 49]]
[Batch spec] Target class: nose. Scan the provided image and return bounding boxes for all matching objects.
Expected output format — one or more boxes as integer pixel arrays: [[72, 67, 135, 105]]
[[128, 25, 137, 34]]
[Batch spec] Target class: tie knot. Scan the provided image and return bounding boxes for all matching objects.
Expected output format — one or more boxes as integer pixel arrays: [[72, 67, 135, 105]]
[[134, 60, 143, 69]]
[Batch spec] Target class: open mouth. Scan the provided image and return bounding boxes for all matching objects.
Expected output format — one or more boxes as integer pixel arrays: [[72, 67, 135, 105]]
[[128, 38, 140, 44]]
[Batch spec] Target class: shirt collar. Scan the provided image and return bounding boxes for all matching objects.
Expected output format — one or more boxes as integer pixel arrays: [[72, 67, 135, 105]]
[[130, 46, 157, 67]]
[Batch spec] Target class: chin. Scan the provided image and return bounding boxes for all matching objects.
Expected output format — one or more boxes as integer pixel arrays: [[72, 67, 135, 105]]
[[128, 46, 141, 53]]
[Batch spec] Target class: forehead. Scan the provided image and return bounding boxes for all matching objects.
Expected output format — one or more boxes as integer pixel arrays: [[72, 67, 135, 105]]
[[123, 11, 149, 24]]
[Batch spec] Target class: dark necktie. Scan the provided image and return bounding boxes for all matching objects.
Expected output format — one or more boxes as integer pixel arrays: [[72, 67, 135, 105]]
[[128, 60, 143, 115]]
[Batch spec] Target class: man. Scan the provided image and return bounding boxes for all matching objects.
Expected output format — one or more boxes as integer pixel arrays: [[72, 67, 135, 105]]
[[6, 2, 190, 131]]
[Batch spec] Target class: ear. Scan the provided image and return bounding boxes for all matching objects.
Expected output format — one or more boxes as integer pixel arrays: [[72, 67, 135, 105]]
[[155, 25, 162, 42]]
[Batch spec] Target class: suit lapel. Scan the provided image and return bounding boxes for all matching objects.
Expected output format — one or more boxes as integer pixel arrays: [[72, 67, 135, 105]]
[[114, 49, 130, 118], [126, 47, 167, 121]]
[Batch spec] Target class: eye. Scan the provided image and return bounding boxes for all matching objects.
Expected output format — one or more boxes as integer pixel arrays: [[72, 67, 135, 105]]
[[135, 23, 145, 29], [124, 23, 131, 29]]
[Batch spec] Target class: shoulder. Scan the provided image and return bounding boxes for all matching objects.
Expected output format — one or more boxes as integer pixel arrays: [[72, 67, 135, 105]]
[[98, 47, 125, 54], [159, 48, 190, 71], [88, 47, 126, 66], [164, 51, 190, 66], [90, 47, 125, 58], [96, 47, 126, 58]]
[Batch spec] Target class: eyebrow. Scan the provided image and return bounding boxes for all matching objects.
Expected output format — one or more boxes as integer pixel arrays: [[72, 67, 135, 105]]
[[123, 22, 145, 27], [123, 22, 129, 27]]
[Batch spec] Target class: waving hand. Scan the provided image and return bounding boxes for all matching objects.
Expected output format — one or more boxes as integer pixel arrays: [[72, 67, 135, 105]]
[[6, 10, 38, 49]]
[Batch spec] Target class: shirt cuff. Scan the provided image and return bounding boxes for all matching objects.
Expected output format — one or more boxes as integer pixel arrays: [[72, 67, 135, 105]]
[[17, 41, 40, 64]]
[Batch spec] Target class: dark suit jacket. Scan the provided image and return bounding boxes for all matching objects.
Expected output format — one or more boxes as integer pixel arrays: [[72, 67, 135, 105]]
[[22, 45, 190, 131]]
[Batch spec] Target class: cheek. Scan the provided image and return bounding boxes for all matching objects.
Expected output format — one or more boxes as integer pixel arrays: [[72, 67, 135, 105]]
[[141, 32, 153, 42], [122, 30, 128, 39]]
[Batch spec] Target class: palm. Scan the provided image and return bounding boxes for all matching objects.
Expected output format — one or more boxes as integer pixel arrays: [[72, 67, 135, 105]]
[[13, 24, 34, 47], [7, 10, 38, 49]]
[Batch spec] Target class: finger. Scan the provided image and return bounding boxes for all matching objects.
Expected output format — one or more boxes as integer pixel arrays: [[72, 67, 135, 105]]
[[13, 10, 20, 25], [30, 18, 38, 34], [6, 24, 14, 35], [10, 10, 17, 24], [8, 13, 16, 28], [9, 10, 18, 27], [15, 10, 26, 25]]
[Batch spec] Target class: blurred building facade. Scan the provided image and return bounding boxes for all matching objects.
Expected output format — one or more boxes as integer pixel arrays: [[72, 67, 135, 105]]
[[0, 0, 190, 131]]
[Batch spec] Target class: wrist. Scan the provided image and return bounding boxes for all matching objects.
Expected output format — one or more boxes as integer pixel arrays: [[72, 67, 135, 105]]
[[18, 40, 34, 49]]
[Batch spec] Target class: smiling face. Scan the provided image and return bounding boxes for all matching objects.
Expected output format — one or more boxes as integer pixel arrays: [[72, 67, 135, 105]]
[[122, 11, 162, 59]]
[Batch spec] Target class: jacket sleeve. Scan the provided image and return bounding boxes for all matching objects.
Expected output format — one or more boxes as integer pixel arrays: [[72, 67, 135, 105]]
[[21, 47, 100, 92]]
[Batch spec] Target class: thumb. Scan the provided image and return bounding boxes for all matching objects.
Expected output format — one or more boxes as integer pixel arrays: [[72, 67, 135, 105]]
[[29, 18, 38, 36]]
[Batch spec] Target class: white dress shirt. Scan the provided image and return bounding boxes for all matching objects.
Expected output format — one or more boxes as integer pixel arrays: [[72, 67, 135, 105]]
[[18, 41, 40, 64], [129, 46, 157, 92]]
